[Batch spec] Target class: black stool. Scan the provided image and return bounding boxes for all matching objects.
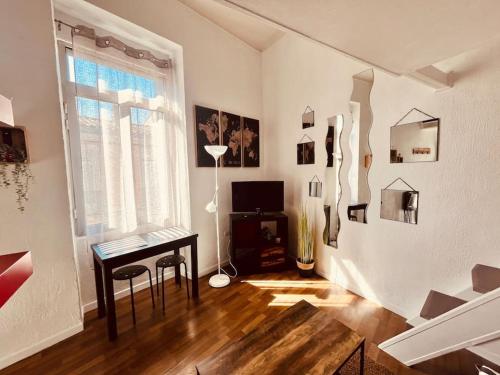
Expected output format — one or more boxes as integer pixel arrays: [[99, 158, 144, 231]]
[[156, 254, 189, 311], [112, 264, 155, 325]]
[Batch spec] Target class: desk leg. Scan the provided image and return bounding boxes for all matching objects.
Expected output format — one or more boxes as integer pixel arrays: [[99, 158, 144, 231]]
[[360, 340, 365, 375], [191, 239, 199, 299], [174, 248, 181, 286], [93, 256, 106, 318], [104, 266, 118, 341]]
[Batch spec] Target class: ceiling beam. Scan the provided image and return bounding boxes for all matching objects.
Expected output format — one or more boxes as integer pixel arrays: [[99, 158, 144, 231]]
[[216, 0, 453, 91], [407, 65, 453, 91]]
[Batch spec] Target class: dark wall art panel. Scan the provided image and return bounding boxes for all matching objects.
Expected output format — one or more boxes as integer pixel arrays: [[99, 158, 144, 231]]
[[221, 111, 242, 167], [195, 105, 220, 167], [242, 117, 259, 167]]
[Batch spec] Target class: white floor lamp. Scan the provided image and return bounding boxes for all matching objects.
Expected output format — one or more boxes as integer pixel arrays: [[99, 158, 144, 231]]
[[204, 145, 230, 288]]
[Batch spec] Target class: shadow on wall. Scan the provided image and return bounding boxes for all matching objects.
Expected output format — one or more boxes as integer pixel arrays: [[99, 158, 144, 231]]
[[333, 256, 382, 306]]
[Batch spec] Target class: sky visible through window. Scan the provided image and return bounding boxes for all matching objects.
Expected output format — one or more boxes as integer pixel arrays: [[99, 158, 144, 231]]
[[70, 56, 156, 125]]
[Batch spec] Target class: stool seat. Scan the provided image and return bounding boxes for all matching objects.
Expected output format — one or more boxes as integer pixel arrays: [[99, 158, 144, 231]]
[[156, 254, 185, 268], [113, 265, 149, 280]]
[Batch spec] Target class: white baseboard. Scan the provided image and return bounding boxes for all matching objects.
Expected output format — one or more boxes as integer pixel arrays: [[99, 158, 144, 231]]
[[82, 261, 222, 314], [0, 322, 83, 371]]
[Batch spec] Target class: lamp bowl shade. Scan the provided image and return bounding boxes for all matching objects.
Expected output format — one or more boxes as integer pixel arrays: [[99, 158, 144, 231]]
[[0, 251, 33, 308], [204, 145, 228, 159]]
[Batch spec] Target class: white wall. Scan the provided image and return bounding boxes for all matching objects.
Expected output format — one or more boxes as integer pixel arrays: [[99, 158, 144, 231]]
[[0, 0, 82, 369], [262, 33, 500, 318]]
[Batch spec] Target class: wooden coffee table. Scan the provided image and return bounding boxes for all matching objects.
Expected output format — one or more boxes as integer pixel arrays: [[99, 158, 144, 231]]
[[196, 300, 365, 374]]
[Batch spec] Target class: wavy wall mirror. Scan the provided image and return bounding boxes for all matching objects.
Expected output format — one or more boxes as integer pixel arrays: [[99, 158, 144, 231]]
[[323, 115, 343, 248], [347, 69, 374, 224]]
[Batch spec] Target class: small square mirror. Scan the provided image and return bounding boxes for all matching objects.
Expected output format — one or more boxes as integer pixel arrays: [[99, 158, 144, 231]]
[[380, 189, 419, 224], [302, 110, 314, 129]]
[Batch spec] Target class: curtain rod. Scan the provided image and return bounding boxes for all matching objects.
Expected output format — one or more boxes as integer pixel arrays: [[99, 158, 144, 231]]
[[53, 19, 172, 69], [54, 19, 75, 31]]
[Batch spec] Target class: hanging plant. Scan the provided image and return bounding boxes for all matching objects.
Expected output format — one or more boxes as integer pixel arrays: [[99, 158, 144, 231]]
[[12, 162, 34, 211], [0, 143, 34, 212], [0, 161, 34, 212], [0, 122, 33, 211]]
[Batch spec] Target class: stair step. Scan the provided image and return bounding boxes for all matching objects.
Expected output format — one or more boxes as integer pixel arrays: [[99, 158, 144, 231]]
[[420, 290, 467, 320], [407, 316, 428, 327], [472, 264, 500, 294]]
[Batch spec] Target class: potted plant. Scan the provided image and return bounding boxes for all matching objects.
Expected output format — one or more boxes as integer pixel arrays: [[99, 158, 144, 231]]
[[297, 206, 315, 277]]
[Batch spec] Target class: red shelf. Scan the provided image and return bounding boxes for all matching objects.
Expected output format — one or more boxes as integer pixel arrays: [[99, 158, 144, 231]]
[[0, 251, 33, 308]]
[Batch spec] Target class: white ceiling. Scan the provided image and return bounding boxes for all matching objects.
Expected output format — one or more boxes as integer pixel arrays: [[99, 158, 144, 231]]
[[210, 0, 500, 77], [178, 0, 283, 51]]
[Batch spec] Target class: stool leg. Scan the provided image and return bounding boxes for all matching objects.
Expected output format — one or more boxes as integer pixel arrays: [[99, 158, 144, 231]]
[[147, 269, 155, 308], [183, 262, 190, 299], [130, 278, 136, 325], [156, 266, 159, 297], [161, 268, 165, 312]]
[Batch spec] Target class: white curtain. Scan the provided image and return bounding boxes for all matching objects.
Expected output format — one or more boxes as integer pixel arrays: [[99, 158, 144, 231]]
[[69, 33, 190, 242]]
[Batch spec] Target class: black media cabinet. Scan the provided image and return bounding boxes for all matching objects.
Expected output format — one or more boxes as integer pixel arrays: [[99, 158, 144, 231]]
[[230, 212, 289, 274]]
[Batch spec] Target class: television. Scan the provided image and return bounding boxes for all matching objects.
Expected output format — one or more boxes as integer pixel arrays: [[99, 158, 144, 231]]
[[232, 181, 284, 213]]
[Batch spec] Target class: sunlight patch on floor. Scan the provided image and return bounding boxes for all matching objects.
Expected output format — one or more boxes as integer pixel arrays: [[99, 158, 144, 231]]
[[268, 293, 356, 307], [241, 279, 334, 290]]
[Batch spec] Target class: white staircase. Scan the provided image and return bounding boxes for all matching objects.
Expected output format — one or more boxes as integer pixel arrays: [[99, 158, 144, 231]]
[[379, 264, 500, 367]]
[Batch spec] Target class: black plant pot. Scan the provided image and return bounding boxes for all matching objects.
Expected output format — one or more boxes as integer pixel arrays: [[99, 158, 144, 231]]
[[296, 258, 315, 278]]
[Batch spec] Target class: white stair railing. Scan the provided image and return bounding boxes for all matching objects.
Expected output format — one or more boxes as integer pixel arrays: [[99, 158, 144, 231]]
[[379, 288, 500, 366]]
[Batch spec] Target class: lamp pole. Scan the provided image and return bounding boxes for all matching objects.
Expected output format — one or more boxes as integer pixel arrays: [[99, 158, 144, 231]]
[[204, 145, 230, 288]]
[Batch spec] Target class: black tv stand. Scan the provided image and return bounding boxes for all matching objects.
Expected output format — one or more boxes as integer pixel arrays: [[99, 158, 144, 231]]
[[230, 212, 288, 274]]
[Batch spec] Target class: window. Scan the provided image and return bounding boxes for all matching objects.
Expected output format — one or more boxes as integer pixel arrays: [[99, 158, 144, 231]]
[[59, 40, 189, 238]]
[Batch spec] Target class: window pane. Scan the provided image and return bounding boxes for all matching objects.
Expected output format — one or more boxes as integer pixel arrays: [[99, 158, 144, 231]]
[[67, 54, 158, 99], [97, 63, 157, 99], [131, 107, 153, 125], [67, 55, 98, 87]]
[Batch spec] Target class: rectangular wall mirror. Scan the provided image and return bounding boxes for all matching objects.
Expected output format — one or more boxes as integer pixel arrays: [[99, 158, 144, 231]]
[[390, 119, 439, 163], [302, 108, 314, 128], [348, 69, 374, 223], [323, 115, 343, 248], [380, 189, 419, 224]]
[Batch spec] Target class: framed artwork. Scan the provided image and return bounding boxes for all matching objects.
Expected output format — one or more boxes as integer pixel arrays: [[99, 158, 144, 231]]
[[297, 141, 315, 165], [220, 111, 242, 167], [242, 117, 259, 167], [0, 125, 29, 163], [195, 105, 220, 167]]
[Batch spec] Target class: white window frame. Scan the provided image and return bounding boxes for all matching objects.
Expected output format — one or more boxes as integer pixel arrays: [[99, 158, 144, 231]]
[[57, 41, 169, 236]]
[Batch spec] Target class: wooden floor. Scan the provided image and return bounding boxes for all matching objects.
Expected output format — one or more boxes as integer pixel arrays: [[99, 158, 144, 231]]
[[0, 271, 458, 375]]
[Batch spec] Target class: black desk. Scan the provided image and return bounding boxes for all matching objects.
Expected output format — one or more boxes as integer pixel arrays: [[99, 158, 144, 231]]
[[91, 227, 199, 341]]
